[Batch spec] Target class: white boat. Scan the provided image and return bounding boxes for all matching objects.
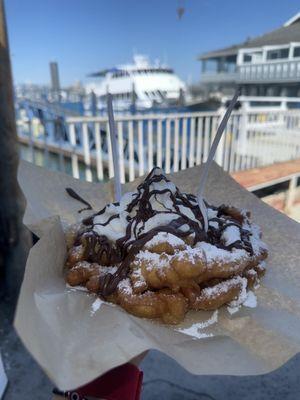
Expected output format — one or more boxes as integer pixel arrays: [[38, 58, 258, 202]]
[[85, 54, 186, 111]]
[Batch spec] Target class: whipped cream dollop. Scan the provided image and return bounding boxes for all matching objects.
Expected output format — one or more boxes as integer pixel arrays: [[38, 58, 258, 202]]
[[83, 167, 266, 257], [92, 167, 205, 246]]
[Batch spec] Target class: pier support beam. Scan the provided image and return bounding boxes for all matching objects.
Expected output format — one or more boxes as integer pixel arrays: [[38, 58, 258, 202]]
[[285, 175, 298, 213]]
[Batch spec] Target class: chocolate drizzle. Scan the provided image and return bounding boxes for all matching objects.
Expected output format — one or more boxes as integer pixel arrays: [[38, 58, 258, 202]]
[[66, 188, 93, 213], [75, 167, 255, 296]]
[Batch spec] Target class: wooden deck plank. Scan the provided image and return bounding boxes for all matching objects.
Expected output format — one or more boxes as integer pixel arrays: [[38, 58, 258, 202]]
[[231, 159, 300, 190]]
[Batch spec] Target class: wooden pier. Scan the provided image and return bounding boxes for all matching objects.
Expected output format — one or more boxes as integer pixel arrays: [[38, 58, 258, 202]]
[[232, 159, 300, 212]]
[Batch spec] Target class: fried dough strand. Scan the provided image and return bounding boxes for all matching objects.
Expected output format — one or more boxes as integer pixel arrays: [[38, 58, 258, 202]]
[[117, 279, 188, 324]]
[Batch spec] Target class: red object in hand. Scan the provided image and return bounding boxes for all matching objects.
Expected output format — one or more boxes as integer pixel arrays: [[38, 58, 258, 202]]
[[67, 363, 143, 400]]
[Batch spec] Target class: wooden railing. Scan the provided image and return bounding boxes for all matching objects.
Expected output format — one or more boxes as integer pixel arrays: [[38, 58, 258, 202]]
[[17, 108, 300, 183]]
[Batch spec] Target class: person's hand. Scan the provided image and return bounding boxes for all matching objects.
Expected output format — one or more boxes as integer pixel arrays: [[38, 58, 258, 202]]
[[53, 358, 146, 400]]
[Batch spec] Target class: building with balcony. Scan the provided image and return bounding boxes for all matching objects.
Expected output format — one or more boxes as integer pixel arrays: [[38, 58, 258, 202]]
[[199, 12, 300, 100]]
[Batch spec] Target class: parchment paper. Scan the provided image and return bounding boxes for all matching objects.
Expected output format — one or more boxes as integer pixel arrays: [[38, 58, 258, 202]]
[[15, 160, 300, 390]]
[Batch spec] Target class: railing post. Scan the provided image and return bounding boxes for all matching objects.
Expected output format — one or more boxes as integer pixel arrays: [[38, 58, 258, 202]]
[[165, 118, 171, 173], [173, 118, 179, 172], [279, 100, 287, 127], [180, 117, 187, 170], [188, 117, 196, 168], [82, 122, 92, 182], [138, 120, 144, 176], [238, 101, 249, 168], [157, 119, 162, 168], [68, 123, 80, 179], [94, 122, 104, 181], [147, 120, 153, 173], [117, 121, 125, 183], [196, 117, 203, 165], [128, 121, 135, 181]]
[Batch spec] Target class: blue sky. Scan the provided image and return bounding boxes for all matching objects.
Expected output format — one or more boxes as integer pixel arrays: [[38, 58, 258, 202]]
[[6, 0, 299, 86]]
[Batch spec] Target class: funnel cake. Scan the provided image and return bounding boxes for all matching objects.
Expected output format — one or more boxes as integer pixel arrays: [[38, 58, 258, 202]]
[[65, 168, 268, 324]]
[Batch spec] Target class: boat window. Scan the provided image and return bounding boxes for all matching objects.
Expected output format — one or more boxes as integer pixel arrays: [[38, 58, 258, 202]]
[[112, 70, 129, 78], [131, 68, 174, 74]]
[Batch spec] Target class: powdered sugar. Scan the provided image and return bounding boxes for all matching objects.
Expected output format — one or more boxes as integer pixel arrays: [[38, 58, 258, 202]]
[[118, 278, 133, 294], [243, 222, 268, 256], [195, 241, 247, 263], [90, 298, 103, 315], [259, 260, 266, 268], [227, 277, 248, 308], [227, 291, 257, 314], [176, 310, 218, 339], [136, 250, 171, 271], [243, 290, 257, 308], [131, 267, 146, 288], [73, 261, 95, 271], [227, 280, 257, 314], [66, 283, 89, 292], [175, 246, 204, 264], [145, 232, 185, 248], [227, 305, 240, 315], [203, 276, 246, 298], [98, 265, 118, 275], [71, 263, 118, 276], [71, 245, 83, 256], [197, 310, 218, 328]]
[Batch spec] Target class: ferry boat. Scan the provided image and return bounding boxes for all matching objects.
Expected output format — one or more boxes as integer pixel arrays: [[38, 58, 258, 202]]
[[85, 55, 186, 111]]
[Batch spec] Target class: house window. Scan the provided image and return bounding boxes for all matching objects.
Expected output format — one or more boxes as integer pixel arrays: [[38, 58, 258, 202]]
[[266, 48, 289, 60], [243, 54, 252, 63], [204, 59, 218, 73], [293, 47, 300, 58]]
